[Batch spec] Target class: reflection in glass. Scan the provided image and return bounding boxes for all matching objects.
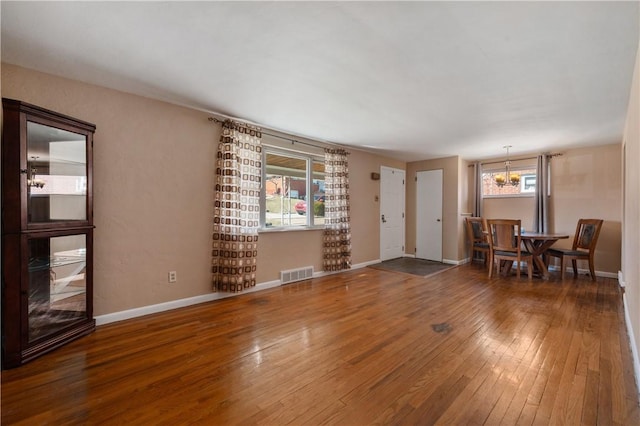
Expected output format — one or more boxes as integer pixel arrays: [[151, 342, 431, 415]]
[[27, 121, 87, 223], [28, 234, 87, 342], [312, 160, 326, 226]]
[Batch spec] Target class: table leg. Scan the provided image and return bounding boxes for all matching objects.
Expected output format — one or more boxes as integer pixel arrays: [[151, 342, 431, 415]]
[[522, 239, 557, 280]]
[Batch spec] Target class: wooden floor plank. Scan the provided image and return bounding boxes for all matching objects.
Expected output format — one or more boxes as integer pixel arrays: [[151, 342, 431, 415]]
[[548, 330, 584, 424], [1, 264, 638, 425]]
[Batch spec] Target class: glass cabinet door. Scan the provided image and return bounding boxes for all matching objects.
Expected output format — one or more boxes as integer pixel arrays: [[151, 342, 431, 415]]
[[26, 121, 87, 223], [2, 98, 96, 369], [28, 234, 88, 342]]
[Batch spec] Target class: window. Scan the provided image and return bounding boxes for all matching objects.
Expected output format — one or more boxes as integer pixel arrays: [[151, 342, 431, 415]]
[[520, 174, 536, 193], [482, 167, 537, 197], [261, 149, 325, 229]]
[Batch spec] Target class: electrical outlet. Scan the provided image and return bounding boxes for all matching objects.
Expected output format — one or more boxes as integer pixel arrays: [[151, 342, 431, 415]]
[[168, 271, 177, 283]]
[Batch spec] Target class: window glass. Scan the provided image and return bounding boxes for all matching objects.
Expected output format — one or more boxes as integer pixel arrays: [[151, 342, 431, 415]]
[[482, 168, 537, 196], [263, 150, 325, 228], [27, 121, 87, 223], [312, 160, 326, 226], [28, 234, 87, 342]]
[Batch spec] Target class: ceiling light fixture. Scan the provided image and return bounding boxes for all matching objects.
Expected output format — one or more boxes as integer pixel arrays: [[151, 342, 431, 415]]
[[494, 145, 520, 187]]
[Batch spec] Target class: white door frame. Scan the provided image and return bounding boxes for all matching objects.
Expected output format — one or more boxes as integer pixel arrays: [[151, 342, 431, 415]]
[[380, 166, 406, 261], [416, 169, 443, 262]]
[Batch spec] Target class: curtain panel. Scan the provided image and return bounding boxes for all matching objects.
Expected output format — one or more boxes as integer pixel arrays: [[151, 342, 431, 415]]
[[211, 120, 262, 292], [533, 154, 550, 233], [323, 148, 352, 272], [473, 161, 483, 217]]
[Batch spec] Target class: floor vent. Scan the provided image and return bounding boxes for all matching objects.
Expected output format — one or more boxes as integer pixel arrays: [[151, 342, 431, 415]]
[[281, 266, 314, 285]]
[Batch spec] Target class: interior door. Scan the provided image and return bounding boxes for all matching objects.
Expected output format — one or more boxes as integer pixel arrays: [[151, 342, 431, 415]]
[[416, 169, 443, 261], [380, 167, 405, 261]]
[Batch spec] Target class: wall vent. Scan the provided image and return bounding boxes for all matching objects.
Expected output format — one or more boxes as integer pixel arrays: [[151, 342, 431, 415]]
[[280, 266, 314, 285]]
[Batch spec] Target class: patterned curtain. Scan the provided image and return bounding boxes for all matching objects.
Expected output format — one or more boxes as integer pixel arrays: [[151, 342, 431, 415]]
[[211, 120, 262, 292], [323, 148, 352, 272]]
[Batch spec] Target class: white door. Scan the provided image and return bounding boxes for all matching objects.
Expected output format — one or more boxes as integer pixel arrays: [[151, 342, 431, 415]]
[[416, 169, 443, 262], [380, 167, 405, 261]]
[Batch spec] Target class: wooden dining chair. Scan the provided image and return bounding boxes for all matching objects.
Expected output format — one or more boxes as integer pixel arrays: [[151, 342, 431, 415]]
[[545, 218, 604, 281], [465, 217, 489, 266], [486, 219, 533, 280]]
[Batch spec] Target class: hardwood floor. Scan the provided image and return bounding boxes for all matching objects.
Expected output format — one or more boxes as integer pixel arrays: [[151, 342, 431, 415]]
[[2, 265, 639, 425]]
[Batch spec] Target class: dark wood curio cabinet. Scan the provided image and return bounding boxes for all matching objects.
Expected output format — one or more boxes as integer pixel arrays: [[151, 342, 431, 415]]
[[2, 99, 96, 369]]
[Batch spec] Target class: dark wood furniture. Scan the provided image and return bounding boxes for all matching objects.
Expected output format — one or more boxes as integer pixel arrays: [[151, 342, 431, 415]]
[[520, 231, 570, 280], [464, 216, 489, 266], [1, 98, 96, 369], [487, 219, 533, 280], [545, 218, 604, 281]]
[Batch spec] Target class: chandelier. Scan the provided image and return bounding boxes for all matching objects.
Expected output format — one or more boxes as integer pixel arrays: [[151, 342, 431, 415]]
[[494, 145, 520, 187], [28, 156, 46, 189]]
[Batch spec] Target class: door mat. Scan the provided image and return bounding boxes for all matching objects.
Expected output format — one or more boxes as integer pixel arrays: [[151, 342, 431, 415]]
[[369, 257, 455, 278]]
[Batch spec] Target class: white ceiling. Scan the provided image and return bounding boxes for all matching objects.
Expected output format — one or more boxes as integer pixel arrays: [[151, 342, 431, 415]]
[[2, 1, 638, 161]]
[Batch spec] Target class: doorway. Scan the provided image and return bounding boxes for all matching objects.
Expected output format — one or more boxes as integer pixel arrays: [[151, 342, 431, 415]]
[[380, 167, 405, 261], [416, 169, 443, 261]]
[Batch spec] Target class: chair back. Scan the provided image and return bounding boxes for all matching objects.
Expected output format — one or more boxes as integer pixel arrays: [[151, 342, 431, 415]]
[[465, 217, 486, 244], [487, 219, 522, 254], [572, 219, 604, 252]]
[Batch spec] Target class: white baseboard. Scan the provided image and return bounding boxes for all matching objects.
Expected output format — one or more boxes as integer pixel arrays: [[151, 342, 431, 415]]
[[403, 254, 464, 265], [95, 259, 379, 326], [350, 259, 382, 269], [619, 270, 626, 287], [623, 292, 640, 398], [95, 293, 225, 326], [95, 279, 280, 326], [547, 265, 617, 279]]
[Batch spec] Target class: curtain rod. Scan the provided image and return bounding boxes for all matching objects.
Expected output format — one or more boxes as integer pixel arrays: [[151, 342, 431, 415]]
[[479, 152, 562, 167], [208, 117, 329, 151]]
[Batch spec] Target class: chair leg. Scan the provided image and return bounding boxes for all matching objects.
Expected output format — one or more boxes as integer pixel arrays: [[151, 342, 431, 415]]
[[516, 260, 520, 279], [560, 257, 565, 280], [488, 254, 493, 278], [572, 259, 578, 278], [589, 258, 596, 281]]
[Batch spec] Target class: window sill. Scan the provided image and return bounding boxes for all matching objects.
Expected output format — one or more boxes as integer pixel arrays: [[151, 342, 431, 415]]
[[259, 225, 324, 234], [483, 193, 535, 199]]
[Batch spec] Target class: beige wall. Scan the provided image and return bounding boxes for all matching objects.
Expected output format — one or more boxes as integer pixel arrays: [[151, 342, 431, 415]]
[[483, 197, 536, 230], [469, 144, 622, 275], [2, 64, 217, 316], [406, 156, 462, 263], [1, 64, 403, 316], [622, 43, 640, 380], [347, 149, 405, 264], [551, 144, 622, 273]]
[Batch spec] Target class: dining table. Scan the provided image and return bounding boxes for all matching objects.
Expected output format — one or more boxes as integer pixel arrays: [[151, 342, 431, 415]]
[[520, 231, 570, 279]]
